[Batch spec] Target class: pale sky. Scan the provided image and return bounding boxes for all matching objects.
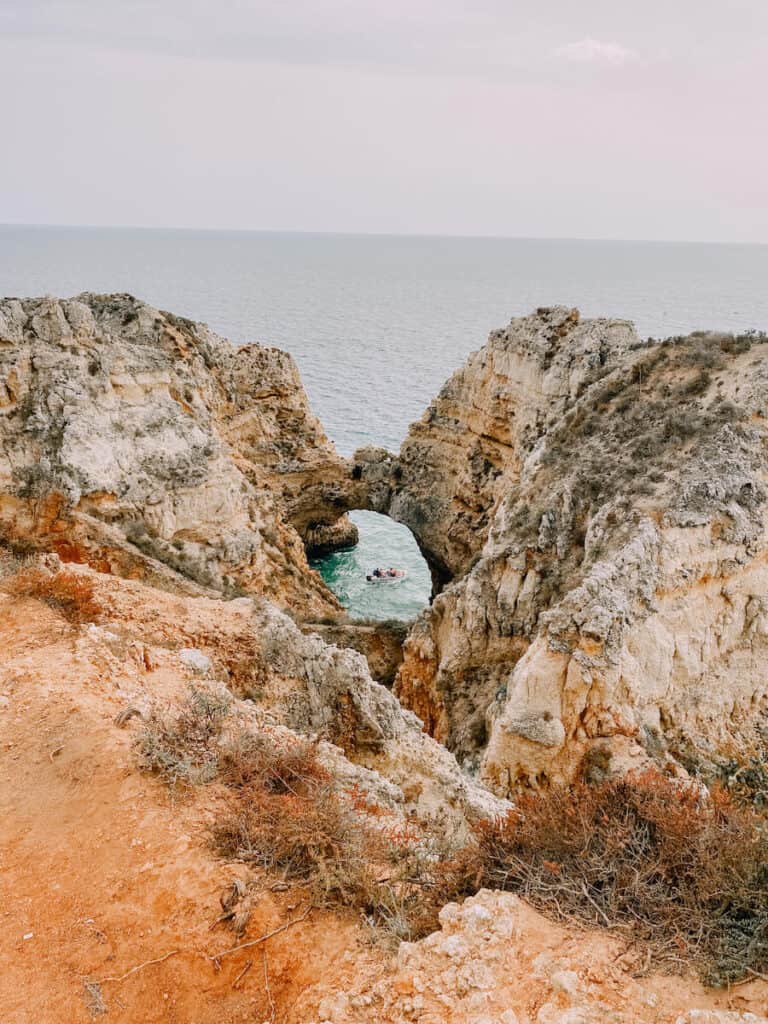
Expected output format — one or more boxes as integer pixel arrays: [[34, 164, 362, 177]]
[[1, 1, 767, 242]]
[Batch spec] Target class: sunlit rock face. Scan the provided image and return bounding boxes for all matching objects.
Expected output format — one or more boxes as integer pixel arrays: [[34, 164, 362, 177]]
[[0, 293, 357, 617], [374, 307, 768, 790]]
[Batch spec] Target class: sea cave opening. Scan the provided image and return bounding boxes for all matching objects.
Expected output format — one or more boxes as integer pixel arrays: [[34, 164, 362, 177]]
[[309, 510, 431, 622]]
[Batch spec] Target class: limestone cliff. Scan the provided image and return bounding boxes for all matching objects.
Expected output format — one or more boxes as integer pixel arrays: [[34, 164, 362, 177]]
[[0, 293, 355, 617], [362, 307, 768, 791]]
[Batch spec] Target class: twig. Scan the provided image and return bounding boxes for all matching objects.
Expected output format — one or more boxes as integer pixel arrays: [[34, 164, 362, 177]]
[[209, 905, 313, 962], [580, 882, 612, 927], [231, 959, 253, 989], [746, 967, 768, 983], [263, 947, 275, 1022], [96, 949, 179, 984]]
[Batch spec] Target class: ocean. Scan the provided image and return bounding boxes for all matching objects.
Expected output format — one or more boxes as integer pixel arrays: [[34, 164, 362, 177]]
[[2, 226, 767, 618]]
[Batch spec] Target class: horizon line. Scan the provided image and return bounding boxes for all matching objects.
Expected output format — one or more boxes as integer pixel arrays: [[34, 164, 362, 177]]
[[1, 220, 767, 249]]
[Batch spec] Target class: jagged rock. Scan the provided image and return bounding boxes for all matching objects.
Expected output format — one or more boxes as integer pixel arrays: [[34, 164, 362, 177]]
[[247, 596, 505, 823], [300, 620, 408, 686], [0, 293, 356, 617], [304, 516, 359, 557], [359, 308, 768, 790]]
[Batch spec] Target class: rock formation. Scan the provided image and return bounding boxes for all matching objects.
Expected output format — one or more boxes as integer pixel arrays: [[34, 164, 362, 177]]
[[355, 307, 768, 791], [300, 619, 407, 687], [0, 293, 357, 617], [4, 294, 768, 1020]]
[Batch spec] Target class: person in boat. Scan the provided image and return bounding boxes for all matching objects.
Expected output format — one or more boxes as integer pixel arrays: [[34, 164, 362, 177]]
[[372, 567, 382, 577]]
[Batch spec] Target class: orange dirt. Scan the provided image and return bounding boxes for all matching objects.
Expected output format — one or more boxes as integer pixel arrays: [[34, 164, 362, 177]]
[[0, 589, 361, 1024], [2, 565, 767, 1024]]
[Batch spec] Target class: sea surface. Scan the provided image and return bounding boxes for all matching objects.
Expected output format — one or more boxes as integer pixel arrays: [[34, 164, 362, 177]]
[[2, 226, 768, 619]]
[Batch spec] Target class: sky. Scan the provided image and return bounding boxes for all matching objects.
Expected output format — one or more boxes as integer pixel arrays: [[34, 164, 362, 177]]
[[1, 1, 767, 242]]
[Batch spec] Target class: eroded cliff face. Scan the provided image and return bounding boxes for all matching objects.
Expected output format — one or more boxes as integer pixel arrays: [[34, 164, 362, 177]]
[[370, 307, 768, 791], [0, 293, 356, 617]]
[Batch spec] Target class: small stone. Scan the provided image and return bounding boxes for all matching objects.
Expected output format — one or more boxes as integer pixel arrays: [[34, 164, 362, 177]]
[[179, 648, 212, 674], [551, 968, 580, 999]]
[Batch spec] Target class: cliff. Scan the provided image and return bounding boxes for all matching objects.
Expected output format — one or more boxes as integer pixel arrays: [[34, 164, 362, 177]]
[[356, 307, 768, 791], [4, 294, 768, 1020], [0, 293, 355, 617]]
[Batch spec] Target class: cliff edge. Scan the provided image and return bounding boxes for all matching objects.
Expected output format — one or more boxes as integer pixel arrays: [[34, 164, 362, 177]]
[[0, 293, 357, 617], [355, 307, 768, 791]]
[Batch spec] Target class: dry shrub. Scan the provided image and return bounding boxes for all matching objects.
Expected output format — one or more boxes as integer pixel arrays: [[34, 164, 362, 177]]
[[436, 770, 768, 986], [212, 731, 399, 911], [138, 694, 768, 979], [138, 691, 446, 938], [212, 785, 382, 906], [137, 694, 386, 910], [5, 568, 101, 625], [136, 686, 231, 788], [217, 731, 330, 793]]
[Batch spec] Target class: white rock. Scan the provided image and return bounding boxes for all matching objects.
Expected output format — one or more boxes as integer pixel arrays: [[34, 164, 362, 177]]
[[550, 968, 580, 999], [179, 648, 212, 675]]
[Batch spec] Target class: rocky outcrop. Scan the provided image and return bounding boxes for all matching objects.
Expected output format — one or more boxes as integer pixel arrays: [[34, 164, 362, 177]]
[[0, 294, 356, 617], [367, 308, 768, 791], [0, 554, 509, 1023], [300, 619, 408, 687], [1, 556, 504, 829], [3, 557, 765, 1022], [298, 890, 768, 1024]]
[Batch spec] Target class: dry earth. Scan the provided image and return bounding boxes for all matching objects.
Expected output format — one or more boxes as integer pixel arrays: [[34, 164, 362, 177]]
[[1, 565, 766, 1024]]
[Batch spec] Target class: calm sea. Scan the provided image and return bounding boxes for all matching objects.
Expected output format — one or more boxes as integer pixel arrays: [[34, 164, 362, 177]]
[[2, 226, 767, 618]]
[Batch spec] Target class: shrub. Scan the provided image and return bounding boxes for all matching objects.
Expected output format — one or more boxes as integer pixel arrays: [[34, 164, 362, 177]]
[[217, 731, 330, 793], [435, 770, 768, 986], [136, 686, 230, 788], [212, 783, 382, 906], [137, 690, 445, 938], [5, 568, 101, 625], [137, 694, 768, 979]]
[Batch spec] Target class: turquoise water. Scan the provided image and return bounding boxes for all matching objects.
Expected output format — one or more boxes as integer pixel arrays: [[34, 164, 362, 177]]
[[310, 511, 431, 620], [3, 227, 768, 618]]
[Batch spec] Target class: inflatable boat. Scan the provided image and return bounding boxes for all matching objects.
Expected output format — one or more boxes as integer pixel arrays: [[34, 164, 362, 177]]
[[365, 568, 407, 583]]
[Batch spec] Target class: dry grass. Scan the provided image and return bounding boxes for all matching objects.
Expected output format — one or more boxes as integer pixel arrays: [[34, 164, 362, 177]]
[[136, 687, 231, 788], [4, 568, 101, 625]]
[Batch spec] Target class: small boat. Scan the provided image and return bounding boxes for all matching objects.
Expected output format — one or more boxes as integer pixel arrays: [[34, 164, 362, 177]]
[[366, 568, 407, 584]]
